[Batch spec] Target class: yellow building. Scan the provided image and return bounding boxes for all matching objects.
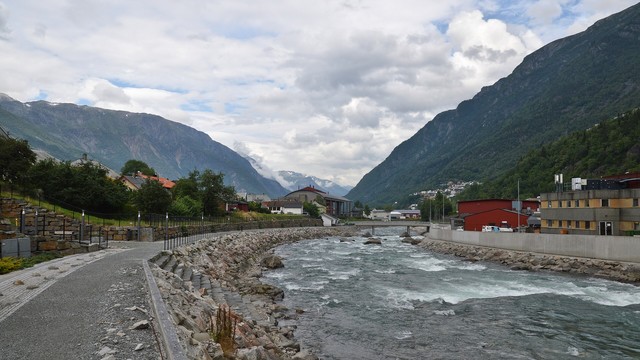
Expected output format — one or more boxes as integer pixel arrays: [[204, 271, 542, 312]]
[[540, 174, 640, 236]]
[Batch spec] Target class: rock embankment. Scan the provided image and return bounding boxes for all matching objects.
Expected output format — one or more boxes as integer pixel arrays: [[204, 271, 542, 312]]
[[419, 239, 640, 283], [150, 227, 357, 359]]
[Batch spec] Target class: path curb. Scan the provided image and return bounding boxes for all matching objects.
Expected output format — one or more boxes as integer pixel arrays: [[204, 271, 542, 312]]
[[142, 259, 188, 360]]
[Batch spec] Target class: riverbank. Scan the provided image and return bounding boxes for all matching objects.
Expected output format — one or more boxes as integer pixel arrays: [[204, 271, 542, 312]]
[[149, 227, 357, 359], [418, 238, 640, 283]]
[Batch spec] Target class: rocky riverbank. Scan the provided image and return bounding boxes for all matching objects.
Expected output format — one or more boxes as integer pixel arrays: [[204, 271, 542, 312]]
[[150, 227, 357, 359], [418, 238, 640, 283]]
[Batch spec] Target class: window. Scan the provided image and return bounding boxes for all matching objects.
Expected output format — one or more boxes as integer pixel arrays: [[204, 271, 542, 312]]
[[585, 199, 590, 207], [559, 201, 563, 208], [585, 221, 590, 230], [634, 198, 639, 207], [575, 200, 580, 208], [547, 220, 552, 227], [601, 199, 609, 207], [575, 220, 580, 228], [559, 220, 563, 227], [567, 200, 571, 207], [547, 201, 552, 208]]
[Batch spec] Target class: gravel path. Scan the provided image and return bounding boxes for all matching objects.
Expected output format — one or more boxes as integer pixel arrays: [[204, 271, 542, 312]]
[[0, 241, 165, 360]]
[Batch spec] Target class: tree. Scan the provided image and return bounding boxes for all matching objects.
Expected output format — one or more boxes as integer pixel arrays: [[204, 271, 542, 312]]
[[354, 200, 363, 209], [200, 170, 236, 216], [303, 201, 320, 218], [135, 179, 172, 214], [363, 204, 371, 216], [0, 137, 36, 186], [27, 159, 128, 213], [121, 159, 156, 176]]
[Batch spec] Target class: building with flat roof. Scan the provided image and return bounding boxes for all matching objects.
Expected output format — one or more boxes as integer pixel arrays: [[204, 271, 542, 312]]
[[540, 173, 640, 236]]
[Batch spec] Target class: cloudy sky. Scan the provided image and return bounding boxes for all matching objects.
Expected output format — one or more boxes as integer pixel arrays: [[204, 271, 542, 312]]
[[0, 0, 636, 186]]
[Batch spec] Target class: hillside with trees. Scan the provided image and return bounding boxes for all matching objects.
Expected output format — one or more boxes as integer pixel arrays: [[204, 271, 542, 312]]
[[457, 108, 640, 200]]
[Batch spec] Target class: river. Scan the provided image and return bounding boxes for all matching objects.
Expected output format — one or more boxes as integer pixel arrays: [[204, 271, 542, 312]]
[[262, 227, 640, 359]]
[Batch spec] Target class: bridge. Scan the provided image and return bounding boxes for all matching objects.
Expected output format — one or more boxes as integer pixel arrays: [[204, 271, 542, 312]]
[[349, 220, 434, 235]]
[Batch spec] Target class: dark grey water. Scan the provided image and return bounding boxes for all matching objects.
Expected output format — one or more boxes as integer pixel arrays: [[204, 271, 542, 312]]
[[263, 228, 640, 359]]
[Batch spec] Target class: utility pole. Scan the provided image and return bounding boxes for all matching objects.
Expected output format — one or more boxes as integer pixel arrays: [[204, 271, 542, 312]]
[[442, 192, 445, 225], [517, 179, 520, 233]]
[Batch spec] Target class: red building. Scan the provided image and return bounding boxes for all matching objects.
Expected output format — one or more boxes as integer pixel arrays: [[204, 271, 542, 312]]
[[457, 199, 539, 231]]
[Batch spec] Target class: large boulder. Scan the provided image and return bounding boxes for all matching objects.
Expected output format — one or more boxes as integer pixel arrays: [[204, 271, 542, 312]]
[[364, 238, 382, 245], [261, 255, 284, 269]]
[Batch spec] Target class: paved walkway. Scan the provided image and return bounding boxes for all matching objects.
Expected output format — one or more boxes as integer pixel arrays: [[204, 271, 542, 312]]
[[0, 241, 165, 360]]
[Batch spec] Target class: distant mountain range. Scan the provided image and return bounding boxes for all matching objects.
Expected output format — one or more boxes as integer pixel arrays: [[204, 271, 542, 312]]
[[239, 154, 352, 196], [0, 94, 288, 197], [347, 3, 640, 206], [276, 170, 353, 196]]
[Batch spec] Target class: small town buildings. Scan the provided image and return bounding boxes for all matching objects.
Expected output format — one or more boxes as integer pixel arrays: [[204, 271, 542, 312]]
[[368, 209, 390, 220], [119, 171, 176, 191], [282, 186, 352, 217], [389, 209, 421, 220], [455, 199, 539, 231], [540, 173, 640, 236], [225, 201, 249, 212], [263, 200, 304, 215]]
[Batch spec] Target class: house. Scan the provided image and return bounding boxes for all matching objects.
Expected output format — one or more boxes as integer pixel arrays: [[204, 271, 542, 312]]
[[540, 173, 640, 236], [397, 209, 421, 219], [225, 201, 249, 212], [119, 171, 176, 191], [282, 186, 352, 217], [263, 200, 304, 215], [456, 198, 539, 231], [462, 208, 530, 232], [119, 175, 146, 191], [368, 209, 390, 220], [72, 153, 120, 179], [321, 213, 339, 226]]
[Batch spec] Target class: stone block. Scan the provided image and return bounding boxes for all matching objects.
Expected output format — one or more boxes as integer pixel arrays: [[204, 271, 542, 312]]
[[38, 240, 58, 251]]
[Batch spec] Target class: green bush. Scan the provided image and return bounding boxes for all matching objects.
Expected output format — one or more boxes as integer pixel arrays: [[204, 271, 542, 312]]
[[0, 252, 62, 274], [0, 257, 24, 274]]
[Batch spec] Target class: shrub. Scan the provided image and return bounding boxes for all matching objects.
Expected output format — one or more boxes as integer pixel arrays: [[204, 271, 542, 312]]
[[211, 305, 237, 357], [0, 257, 24, 274]]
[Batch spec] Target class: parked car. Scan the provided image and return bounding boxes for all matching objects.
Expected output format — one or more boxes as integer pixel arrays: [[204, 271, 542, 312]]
[[482, 225, 500, 232]]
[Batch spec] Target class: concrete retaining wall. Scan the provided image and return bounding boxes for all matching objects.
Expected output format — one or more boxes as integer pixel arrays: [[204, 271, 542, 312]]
[[429, 229, 640, 263]]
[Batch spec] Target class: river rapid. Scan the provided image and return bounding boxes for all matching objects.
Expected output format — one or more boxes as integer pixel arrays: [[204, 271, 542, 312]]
[[262, 227, 640, 360]]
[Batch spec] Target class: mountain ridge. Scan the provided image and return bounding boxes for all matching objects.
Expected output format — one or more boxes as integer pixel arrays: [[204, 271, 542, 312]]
[[0, 95, 289, 197]]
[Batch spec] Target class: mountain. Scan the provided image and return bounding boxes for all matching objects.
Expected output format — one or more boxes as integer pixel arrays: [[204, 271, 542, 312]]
[[458, 108, 640, 201], [0, 95, 288, 197], [347, 3, 640, 205], [277, 170, 353, 196]]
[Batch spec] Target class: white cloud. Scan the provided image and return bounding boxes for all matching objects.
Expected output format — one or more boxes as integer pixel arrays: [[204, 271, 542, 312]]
[[0, 0, 635, 186]]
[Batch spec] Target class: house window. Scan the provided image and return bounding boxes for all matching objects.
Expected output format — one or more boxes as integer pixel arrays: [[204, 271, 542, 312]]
[[547, 201, 552, 208], [634, 198, 639, 207], [575, 220, 580, 228], [601, 199, 609, 207], [559, 220, 563, 227], [559, 201, 563, 208], [585, 221, 590, 230], [575, 200, 580, 207], [566, 200, 571, 207], [585, 199, 590, 207], [547, 220, 552, 227]]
